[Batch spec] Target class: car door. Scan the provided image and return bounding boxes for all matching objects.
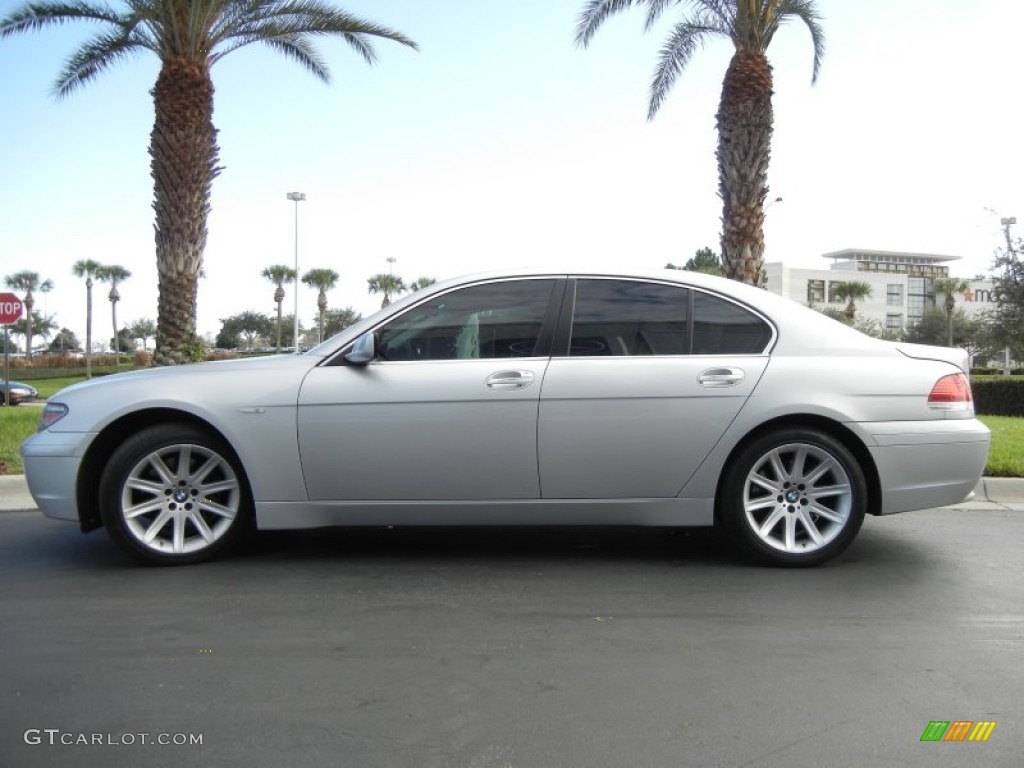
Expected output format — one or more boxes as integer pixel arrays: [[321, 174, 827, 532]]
[[537, 278, 774, 499], [297, 278, 562, 501]]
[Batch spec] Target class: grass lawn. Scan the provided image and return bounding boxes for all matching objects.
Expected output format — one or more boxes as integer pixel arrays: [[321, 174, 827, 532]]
[[977, 415, 1024, 477], [0, 407, 40, 474]]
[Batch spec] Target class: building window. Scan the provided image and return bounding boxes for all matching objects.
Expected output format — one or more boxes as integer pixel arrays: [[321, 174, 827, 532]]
[[887, 284, 903, 306], [807, 280, 825, 304], [906, 277, 933, 326], [886, 314, 903, 331], [828, 282, 844, 303]]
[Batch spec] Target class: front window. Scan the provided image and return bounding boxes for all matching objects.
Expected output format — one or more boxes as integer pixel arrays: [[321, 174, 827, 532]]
[[377, 279, 556, 361]]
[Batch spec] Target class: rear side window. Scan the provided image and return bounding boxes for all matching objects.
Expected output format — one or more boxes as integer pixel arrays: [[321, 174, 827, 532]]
[[569, 279, 771, 356], [570, 280, 688, 356], [692, 292, 772, 354]]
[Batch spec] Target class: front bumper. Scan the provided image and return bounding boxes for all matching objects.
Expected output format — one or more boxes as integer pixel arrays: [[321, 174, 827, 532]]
[[20, 430, 94, 523]]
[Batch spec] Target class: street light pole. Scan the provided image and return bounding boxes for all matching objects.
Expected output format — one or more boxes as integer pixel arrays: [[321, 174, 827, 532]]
[[286, 192, 306, 352], [1000, 216, 1017, 257]]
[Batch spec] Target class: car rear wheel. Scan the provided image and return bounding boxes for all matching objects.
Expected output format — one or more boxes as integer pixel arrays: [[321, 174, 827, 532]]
[[99, 424, 252, 565], [718, 428, 866, 567]]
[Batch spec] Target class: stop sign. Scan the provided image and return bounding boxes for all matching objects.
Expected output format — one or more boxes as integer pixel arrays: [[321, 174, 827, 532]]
[[0, 292, 24, 325]]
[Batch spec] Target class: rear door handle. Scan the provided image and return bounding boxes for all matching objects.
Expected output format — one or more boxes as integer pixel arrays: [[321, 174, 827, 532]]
[[697, 367, 745, 387], [486, 370, 536, 390]]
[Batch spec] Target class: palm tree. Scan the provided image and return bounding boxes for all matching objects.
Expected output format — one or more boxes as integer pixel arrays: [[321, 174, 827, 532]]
[[302, 269, 340, 344], [932, 277, 972, 347], [261, 264, 298, 352], [831, 281, 873, 321], [367, 273, 406, 308], [97, 264, 131, 359], [4, 271, 45, 362], [127, 318, 158, 352], [576, 0, 824, 286], [72, 260, 104, 378], [2, 2, 417, 366]]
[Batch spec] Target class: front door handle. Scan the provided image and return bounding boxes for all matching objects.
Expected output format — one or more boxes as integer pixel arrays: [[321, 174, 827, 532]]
[[697, 367, 745, 387], [485, 370, 536, 390]]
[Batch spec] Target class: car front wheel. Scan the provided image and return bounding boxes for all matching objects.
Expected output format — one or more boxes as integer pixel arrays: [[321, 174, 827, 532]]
[[99, 424, 252, 565], [718, 428, 867, 567]]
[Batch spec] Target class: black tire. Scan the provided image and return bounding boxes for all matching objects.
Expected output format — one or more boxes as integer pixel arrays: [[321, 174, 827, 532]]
[[718, 428, 866, 567], [99, 424, 253, 565]]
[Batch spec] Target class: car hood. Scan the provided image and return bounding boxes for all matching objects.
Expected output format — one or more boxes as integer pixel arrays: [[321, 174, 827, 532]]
[[54, 354, 312, 396]]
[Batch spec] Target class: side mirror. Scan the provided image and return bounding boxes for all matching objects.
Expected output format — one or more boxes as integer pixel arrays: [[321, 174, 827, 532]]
[[344, 331, 377, 365]]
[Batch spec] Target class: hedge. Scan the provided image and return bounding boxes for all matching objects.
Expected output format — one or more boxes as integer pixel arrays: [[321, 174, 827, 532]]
[[972, 377, 1024, 417]]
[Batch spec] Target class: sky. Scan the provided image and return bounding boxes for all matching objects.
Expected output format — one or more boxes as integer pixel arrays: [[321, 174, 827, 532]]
[[2, 0, 1023, 346]]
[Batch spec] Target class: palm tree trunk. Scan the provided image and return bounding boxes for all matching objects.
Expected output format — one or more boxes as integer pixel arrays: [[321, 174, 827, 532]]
[[150, 57, 220, 365], [276, 299, 283, 352], [717, 51, 774, 287], [85, 279, 92, 379], [111, 295, 119, 364], [24, 295, 34, 363]]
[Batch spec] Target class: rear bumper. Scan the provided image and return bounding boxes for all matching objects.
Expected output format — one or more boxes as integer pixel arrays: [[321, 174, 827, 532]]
[[866, 419, 991, 514]]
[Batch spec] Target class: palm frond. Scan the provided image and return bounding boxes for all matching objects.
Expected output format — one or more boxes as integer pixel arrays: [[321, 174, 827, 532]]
[[53, 29, 146, 97], [575, 0, 641, 48], [642, 0, 678, 32], [647, 21, 718, 119], [221, 33, 329, 78], [776, 0, 824, 83], [0, 1, 120, 37], [214, 1, 417, 51]]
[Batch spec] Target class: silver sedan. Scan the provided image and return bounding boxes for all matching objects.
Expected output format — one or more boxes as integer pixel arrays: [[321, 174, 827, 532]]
[[21, 269, 990, 566]]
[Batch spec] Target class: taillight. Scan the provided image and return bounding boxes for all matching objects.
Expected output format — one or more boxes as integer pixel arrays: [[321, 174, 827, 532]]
[[928, 373, 973, 411]]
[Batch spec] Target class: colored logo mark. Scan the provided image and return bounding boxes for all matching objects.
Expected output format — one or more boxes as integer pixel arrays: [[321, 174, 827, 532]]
[[920, 720, 997, 742]]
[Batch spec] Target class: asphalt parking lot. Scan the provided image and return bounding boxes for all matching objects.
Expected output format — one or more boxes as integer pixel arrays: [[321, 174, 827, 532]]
[[0, 488, 1022, 768]]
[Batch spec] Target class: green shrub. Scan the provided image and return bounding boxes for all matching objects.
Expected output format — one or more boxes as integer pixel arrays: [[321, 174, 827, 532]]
[[973, 377, 1024, 417]]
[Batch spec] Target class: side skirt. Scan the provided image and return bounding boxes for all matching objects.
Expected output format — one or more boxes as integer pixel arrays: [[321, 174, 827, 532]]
[[255, 498, 714, 530]]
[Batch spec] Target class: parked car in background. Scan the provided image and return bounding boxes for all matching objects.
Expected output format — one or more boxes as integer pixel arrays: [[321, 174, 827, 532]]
[[1, 380, 38, 405], [21, 268, 990, 567]]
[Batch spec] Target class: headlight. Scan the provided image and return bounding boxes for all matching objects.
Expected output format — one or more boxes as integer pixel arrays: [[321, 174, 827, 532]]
[[38, 403, 69, 431]]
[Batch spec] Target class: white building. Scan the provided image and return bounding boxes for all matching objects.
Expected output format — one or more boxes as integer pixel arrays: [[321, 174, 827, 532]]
[[764, 249, 996, 332]]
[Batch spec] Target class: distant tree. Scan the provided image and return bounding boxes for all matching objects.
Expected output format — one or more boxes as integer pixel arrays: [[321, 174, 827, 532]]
[[111, 328, 135, 353], [321, 307, 362, 339], [214, 326, 241, 351], [409, 277, 437, 291], [48, 327, 81, 354], [931, 277, 971, 347], [219, 312, 272, 352], [367, 273, 406, 308], [96, 264, 131, 356], [667, 247, 724, 276], [261, 264, 297, 352], [831, 281, 873, 321], [10, 310, 56, 353], [127, 318, 158, 351], [72, 260, 104, 378], [4, 270, 48, 362], [990, 234, 1024, 358], [303, 269, 340, 344], [905, 308, 994, 360]]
